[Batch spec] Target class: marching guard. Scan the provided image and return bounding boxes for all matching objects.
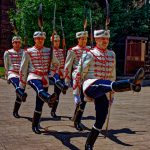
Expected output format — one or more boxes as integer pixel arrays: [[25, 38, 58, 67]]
[[49, 34, 68, 119], [19, 31, 58, 134], [4, 36, 27, 118], [73, 29, 145, 150], [64, 31, 90, 131]]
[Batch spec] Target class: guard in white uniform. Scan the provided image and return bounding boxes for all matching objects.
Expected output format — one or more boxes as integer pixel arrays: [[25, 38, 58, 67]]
[[73, 29, 145, 150], [19, 31, 59, 134], [49, 34, 68, 119], [4, 36, 27, 118], [64, 31, 90, 131]]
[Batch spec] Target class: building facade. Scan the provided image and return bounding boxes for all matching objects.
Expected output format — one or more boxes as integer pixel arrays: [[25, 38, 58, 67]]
[[114, 36, 150, 78], [0, 0, 15, 66]]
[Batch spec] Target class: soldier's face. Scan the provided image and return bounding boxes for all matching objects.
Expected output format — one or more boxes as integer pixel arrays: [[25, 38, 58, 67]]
[[95, 37, 109, 49], [78, 37, 87, 47], [54, 40, 60, 49], [34, 37, 45, 47], [12, 41, 21, 51]]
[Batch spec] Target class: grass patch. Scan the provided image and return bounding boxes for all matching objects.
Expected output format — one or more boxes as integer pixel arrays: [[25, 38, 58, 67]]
[[0, 67, 5, 77]]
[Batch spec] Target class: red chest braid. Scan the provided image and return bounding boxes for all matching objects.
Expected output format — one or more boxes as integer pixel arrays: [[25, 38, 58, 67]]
[[91, 49, 115, 80], [74, 49, 82, 62], [8, 51, 23, 73], [54, 49, 65, 69], [28, 50, 50, 74]]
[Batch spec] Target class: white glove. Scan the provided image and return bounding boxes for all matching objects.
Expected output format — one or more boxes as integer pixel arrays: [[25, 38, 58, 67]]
[[74, 94, 81, 104]]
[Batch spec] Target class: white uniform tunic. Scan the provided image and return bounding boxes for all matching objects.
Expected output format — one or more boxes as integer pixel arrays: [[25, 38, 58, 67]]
[[64, 45, 90, 85], [73, 46, 116, 96], [19, 46, 59, 88], [51, 48, 65, 79], [4, 49, 24, 80]]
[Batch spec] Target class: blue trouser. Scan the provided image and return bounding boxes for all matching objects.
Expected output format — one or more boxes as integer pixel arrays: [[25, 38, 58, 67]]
[[49, 74, 62, 99], [9, 77, 22, 103], [85, 80, 112, 99], [85, 79, 112, 129], [49, 73, 67, 100], [49, 73, 60, 83], [49, 74, 65, 113], [94, 95, 109, 129], [28, 79, 49, 112], [9, 77, 20, 90]]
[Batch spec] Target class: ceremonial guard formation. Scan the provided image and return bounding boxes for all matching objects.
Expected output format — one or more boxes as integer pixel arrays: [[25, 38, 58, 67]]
[[49, 34, 68, 119], [19, 31, 58, 134], [72, 29, 145, 150], [64, 31, 90, 131], [4, 36, 27, 118], [2, 2, 146, 150]]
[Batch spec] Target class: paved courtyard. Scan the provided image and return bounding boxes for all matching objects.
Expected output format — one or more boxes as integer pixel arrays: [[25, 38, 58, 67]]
[[0, 78, 150, 150]]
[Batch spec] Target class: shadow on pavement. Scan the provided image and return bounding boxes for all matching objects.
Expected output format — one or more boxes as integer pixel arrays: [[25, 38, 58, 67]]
[[40, 115, 95, 122], [41, 127, 144, 149], [101, 128, 146, 146], [82, 115, 95, 120], [16, 116, 146, 149], [43, 130, 89, 150], [19, 116, 32, 122]]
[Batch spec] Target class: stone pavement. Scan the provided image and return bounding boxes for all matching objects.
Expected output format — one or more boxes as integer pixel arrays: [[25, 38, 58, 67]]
[[0, 78, 150, 150]]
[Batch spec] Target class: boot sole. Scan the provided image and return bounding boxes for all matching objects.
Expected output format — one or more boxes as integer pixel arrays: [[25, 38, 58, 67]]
[[13, 112, 20, 118], [133, 68, 145, 85]]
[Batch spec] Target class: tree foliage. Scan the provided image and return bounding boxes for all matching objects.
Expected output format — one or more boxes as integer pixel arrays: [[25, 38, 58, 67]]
[[9, 0, 149, 48]]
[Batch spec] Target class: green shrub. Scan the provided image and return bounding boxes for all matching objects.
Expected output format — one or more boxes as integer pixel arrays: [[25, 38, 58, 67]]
[[0, 67, 5, 77]]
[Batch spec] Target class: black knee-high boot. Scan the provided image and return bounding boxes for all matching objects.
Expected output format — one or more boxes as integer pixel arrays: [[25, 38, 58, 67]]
[[38, 91, 57, 107], [16, 88, 27, 102], [112, 80, 132, 92], [32, 111, 42, 134], [85, 127, 100, 150], [112, 67, 145, 92], [13, 97, 22, 118], [73, 101, 86, 131], [132, 67, 145, 85], [112, 80, 142, 92], [70, 104, 79, 121], [55, 80, 68, 94], [51, 100, 60, 119]]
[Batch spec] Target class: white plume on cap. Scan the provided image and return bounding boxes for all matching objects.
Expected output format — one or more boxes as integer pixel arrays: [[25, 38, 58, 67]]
[[94, 30, 110, 38], [33, 31, 46, 39], [50, 35, 60, 41], [76, 31, 88, 38], [12, 36, 21, 43]]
